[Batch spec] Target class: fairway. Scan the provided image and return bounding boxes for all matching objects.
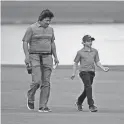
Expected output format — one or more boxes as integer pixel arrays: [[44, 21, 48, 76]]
[[1, 66, 124, 124]]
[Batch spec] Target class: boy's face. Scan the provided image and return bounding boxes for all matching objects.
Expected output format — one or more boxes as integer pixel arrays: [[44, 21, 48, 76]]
[[82, 39, 93, 47]]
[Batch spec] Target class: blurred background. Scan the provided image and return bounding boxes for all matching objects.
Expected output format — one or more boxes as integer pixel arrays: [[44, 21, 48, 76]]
[[1, 1, 124, 65]]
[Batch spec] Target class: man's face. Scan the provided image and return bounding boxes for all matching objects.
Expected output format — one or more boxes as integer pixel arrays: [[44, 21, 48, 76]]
[[41, 17, 51, 27]]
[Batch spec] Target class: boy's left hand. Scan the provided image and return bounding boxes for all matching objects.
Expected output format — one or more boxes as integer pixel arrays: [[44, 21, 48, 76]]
[[103, 67, 109, 72]]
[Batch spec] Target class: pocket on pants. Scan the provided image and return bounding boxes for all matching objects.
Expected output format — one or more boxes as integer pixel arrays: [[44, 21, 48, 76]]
[[42, 55, 53, 66], [79, 71, 87, 77], [88, 71, 95, 77], [29, 54, 40, 67]]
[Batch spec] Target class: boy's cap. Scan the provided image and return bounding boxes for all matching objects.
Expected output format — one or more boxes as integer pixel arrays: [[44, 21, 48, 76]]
[[83, 35, 95, 42]]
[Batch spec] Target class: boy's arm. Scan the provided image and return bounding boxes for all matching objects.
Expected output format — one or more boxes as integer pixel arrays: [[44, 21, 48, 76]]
[[95, 50, 109, 72], [71, 51, 80, 80], [96, 61, 109, 72], [71, 62, 78, 80]]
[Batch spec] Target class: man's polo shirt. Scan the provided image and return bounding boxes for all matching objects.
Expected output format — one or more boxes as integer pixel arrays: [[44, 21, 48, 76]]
[[22, 22, 55, 53], [74, 48, 100, 72]]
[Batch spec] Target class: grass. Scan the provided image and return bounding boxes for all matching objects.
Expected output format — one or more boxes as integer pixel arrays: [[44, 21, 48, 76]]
[[1, 66, 124, 124]]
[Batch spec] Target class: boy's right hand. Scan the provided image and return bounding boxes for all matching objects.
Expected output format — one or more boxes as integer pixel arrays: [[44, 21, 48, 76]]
[[71, 75, 75, 80]]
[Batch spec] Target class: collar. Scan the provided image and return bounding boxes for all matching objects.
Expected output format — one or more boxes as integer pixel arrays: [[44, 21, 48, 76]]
[[36, 21, 46, 28], [36, 21, 41, 27], [82, 47, 93, 52]]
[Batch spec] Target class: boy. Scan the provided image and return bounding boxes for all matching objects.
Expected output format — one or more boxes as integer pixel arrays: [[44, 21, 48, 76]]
[[71, 35, 109, 112]]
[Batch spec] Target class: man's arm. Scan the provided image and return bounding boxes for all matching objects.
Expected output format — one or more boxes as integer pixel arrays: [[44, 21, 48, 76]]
[[51, 41, 59, 65], [51, 41, 57, 58], [51, 28, 59, 65], [22, 27, 32, 64], [23, 42, 29, 61]]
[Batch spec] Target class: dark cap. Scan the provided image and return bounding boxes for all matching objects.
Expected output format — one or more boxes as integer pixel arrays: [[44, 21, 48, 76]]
[[82, 35, 95, 42]]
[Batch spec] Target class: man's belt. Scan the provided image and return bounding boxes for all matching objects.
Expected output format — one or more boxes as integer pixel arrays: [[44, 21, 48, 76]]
[[30, 52, 52, 55]]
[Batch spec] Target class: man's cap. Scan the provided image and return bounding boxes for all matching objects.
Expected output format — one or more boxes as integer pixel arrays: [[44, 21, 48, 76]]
[[82, 35, 95, 42]]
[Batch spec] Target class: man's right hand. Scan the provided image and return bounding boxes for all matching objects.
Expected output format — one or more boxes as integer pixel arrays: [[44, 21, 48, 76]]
[[71, 75, 75, 80], [25, 56, 30, 64]]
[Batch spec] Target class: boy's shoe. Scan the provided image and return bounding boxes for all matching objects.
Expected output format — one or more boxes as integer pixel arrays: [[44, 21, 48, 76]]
[[38, 107, 52, 112], [89, 105, 98, 112], [75, 101, 83, 111], [27, 99, 34, 110]]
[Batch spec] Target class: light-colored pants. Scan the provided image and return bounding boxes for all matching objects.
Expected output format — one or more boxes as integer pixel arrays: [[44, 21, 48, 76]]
[[27, 54, 53, 108]]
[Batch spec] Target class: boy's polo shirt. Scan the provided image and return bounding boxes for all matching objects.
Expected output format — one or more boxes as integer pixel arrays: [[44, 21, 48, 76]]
[[74, 48, 100, 72], [22, 22, 55, 53]]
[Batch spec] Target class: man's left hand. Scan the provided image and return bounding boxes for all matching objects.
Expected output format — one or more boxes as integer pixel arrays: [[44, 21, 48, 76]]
[[54, 57, 59, 65]]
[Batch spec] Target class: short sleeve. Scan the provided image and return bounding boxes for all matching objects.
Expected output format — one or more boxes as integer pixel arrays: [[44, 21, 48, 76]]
[[22, 26, 33, 43], [51, 28, 55, 42], [74, 52, 81, 63], [94, 50, 100, 63]]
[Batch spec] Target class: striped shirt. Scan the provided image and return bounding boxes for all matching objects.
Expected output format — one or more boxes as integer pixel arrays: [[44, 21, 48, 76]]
[[22, 22, 55, 53]]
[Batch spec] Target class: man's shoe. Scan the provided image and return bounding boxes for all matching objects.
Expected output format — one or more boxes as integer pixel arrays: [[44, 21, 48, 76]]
[[38, 107, 45, 112], [75, 101, 83, 111], [38, 107, 52, 112], [44, 107, 52, 112], [89, 105, 98, 112], [27, 99, 34, 110]]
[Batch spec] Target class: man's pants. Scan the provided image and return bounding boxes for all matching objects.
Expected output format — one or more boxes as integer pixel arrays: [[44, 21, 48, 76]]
[[27, 54, 52, 108], [78, 71, 95, 106]]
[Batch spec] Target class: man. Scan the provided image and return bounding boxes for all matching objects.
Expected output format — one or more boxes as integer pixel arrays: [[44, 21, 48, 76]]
[[71, 35, 109, 112], [22, 9, 59, 112]]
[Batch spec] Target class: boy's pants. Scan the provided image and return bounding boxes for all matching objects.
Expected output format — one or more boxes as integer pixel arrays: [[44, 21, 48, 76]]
[[78, 71, 95, 106], [27, 53, 52, 108]]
